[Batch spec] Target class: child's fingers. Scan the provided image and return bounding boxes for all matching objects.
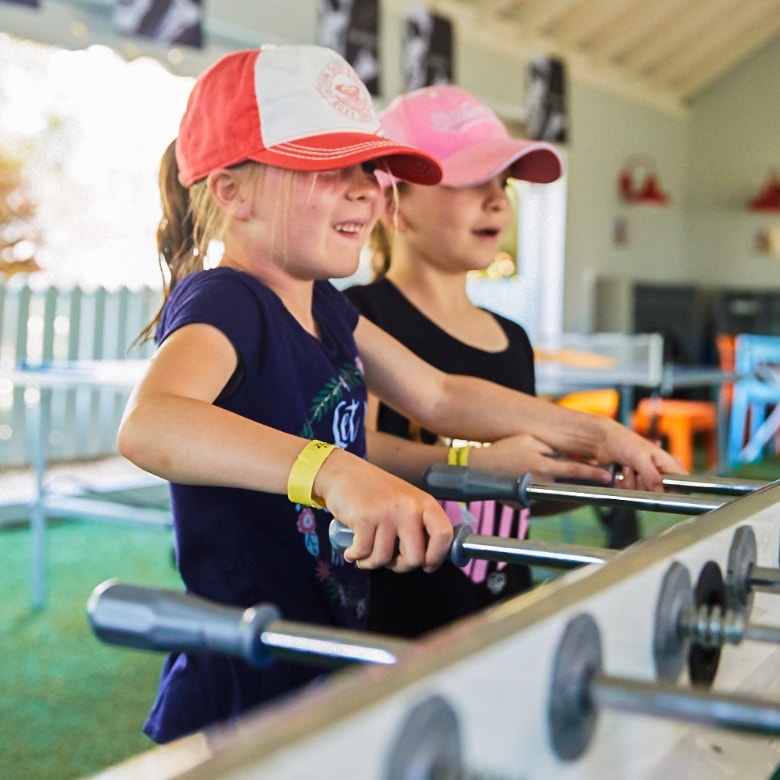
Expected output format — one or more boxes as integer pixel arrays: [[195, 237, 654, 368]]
[[390, 521, 427, 572], [368, 523, 407, 569], [541, 459, 613, 485], [421, 504, 454, 573], [342, 523, 375, 565]]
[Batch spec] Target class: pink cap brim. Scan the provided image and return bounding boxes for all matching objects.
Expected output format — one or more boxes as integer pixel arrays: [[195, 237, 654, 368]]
[[248, 132, 442, 185], [440, 138, 564, 186]]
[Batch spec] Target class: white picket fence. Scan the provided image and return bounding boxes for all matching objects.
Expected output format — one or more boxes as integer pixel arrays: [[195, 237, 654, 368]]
[[0, 277, 161, 468]]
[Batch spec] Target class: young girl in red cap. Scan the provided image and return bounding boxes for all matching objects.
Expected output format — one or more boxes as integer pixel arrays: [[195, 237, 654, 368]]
[[119, 46, 681, 743]]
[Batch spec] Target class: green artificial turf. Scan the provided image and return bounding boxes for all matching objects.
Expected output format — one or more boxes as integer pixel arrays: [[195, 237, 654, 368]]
[[0, 520, 180, 779]]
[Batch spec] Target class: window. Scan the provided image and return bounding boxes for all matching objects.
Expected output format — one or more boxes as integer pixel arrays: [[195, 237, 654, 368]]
[[0, 34, 192, 288]]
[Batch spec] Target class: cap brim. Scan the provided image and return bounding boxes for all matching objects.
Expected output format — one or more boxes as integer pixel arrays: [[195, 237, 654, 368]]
[[441, 139, 564, 186], [251, 132, 442, 185]]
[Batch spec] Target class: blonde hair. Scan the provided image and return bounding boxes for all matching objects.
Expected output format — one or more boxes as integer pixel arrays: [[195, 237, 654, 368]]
[[367, 180, 404, 280], [137, 141, 266, 345]]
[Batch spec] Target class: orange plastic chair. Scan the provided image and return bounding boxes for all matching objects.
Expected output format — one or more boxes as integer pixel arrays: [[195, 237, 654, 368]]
[[556, 388, 639, 549], [716, 333, 736, 411], [632, 397, 718, 472], [556, 389, 620, 418]]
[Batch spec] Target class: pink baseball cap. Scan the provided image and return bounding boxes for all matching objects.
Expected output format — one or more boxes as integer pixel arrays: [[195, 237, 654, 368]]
[[379, 85, 564, 187], [176, 45, 442, 187]]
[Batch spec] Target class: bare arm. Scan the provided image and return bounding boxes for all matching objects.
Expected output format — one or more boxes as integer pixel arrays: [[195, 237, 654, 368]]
[[117, 323, 452, 572], [355, 316, 684, 491]]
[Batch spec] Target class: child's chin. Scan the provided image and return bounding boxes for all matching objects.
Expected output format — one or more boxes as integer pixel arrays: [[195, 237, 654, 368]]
[[331, 259, 361, 279]]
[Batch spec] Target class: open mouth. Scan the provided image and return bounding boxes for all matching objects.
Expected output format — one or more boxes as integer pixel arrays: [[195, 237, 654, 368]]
[[335, 222, 363, 235]]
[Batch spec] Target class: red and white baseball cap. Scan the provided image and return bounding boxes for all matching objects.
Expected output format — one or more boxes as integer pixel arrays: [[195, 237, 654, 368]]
[[175, 45, 442, 187], [379, 85, 564, 187]]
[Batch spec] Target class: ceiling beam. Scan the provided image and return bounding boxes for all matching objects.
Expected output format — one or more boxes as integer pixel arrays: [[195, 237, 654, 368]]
[[621, 0, 737, 75], [513, 0, 583, 34], [669, 12, 780, 97], [548, 0, 640, 50], [586, 0, 683, 64], [649, 0, 778, 83]]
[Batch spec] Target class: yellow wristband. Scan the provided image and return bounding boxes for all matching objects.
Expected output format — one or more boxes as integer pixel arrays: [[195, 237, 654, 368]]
[[447, 445, 471, 467], [287, 440, 337, 509]]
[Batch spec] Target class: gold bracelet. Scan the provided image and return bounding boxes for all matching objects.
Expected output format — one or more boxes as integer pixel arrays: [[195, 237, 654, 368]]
[[447, 445, 471, 467], [287, 440, 337, 509]]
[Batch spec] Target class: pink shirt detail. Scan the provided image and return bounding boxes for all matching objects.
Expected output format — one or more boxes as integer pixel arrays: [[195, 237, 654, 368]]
[[441, 500, 530, 584]]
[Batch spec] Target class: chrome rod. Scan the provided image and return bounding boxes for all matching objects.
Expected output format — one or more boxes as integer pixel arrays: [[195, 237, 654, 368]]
[[591, 672, 780, 736], [744, 622, 780, 645], [259, 621, 404, 666], [524, 481, 724, 515], [679, 605, 780, 648], [329, 520, 616, 571], [661, 473, 769, 496], [458, 533, 615, 569], [87, 580, 407, 669], [749, 565, 780, 594], [423, 465, 726, 515]]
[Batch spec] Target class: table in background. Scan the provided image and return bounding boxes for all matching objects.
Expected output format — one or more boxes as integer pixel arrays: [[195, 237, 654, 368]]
[[536, 361, 737, 470], [1, 360, 170, 608]]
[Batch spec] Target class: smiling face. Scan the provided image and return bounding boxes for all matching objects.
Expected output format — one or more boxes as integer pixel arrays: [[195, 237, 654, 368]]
[[228, 161, 383, 282], [394, 173, 513, 274]]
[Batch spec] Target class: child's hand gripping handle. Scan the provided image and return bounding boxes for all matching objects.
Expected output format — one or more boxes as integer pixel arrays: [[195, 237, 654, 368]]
[[328, 518, 613, 569], [330, 518, 472, 565]]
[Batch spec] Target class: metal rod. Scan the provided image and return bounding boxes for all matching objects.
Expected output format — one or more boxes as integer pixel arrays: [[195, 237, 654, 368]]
[[524, 481, 725, 515], [423, 465, 726, 515], [591, 672, 780, 737], [743, 622, 780, 645], [680, 605, 780, 648], [87, 580, 407, 669], [660, 473, 768, 496], [458, 533, 615, 569], [259, 621, 404, 666], [329, 520, 616, 570], [749, 565, 780, 594]]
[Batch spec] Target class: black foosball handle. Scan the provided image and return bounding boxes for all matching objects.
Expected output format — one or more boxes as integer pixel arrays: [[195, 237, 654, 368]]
[[423, 465, 726, 515], [87, 579, 406, 669]]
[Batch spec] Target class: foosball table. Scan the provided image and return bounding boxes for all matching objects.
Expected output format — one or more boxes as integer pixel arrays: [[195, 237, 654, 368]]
[[89, 466, 780, 779]]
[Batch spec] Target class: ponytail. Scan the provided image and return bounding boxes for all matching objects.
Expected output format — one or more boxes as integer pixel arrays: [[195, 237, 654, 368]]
[[134, 139, 226, 346]]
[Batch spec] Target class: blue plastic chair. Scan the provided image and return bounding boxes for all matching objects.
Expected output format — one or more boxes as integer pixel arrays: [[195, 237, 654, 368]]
[[727, 334, 780, 465]]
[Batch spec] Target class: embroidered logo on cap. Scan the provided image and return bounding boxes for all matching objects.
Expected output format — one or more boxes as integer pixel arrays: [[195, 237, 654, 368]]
[[429, 101, 493, 134], [317, 59, 374, 124]]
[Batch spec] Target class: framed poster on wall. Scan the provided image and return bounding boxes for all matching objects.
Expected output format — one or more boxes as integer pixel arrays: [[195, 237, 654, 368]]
[[404, 6, 453, 91], [318, 0, 380, 95]]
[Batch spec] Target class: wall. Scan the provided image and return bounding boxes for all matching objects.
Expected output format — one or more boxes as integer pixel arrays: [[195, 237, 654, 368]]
[[562, 36, 780, 332], [562, 84, 690, 332], [686, 36, 780, 289]]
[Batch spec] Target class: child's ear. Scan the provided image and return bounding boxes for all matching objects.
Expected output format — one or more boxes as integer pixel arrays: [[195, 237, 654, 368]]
[[207, 169, 244, 215]]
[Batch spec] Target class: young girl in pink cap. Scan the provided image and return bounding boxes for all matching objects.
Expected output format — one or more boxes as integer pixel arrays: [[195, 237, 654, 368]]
[[346, 84, 640, 637], [120, 47, 681, 742]]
